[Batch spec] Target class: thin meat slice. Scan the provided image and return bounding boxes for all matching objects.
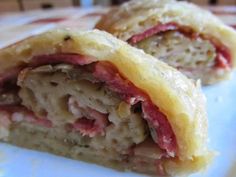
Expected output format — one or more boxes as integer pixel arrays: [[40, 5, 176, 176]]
[[0, 53, 96, 88], [128, 23, 178, 44], [68, 96, 109, 137], [0, 106, 52, 128], [142, 101, 177, 156], [127, 23, 231, 69], [93, 62, 146, 104], [92, 61, 177, 155], [31, 53, 96, 66]]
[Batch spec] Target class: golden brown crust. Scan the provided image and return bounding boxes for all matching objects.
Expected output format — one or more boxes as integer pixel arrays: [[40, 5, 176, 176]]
[[96, 0, 236, 84], [0, 29, 211, 174]]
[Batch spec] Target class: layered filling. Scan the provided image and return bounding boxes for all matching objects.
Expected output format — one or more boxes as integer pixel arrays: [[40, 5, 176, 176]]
[[0, 54, 177, 175], [128, 23, 231, 81]]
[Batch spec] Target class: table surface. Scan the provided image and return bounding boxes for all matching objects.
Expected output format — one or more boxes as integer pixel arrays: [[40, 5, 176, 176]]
[[0, 5, 236, 177]]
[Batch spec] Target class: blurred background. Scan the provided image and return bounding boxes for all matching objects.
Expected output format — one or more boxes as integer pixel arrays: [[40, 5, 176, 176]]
[[0, 0, 235, 48], [0, 0, 235, 13]]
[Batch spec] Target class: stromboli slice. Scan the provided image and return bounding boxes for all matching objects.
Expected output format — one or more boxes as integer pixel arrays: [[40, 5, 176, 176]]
[[95, 0, 236, 85], [0, 29, 212, 176]]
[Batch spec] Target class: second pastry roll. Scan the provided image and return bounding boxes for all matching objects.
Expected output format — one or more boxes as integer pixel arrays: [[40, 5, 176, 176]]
[[96, 0, 236, 85]]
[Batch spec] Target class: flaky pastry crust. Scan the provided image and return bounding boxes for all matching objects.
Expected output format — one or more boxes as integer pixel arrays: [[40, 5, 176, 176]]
[[0, 29, 212, 175]]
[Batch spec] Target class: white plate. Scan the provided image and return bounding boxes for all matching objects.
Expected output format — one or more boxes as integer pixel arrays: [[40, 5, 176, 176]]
[[0, 72, 236, 177]]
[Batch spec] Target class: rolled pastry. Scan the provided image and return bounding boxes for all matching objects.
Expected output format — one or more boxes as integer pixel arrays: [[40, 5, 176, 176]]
[[0, 29, 211, 176], [96, 0, 236, 85]]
